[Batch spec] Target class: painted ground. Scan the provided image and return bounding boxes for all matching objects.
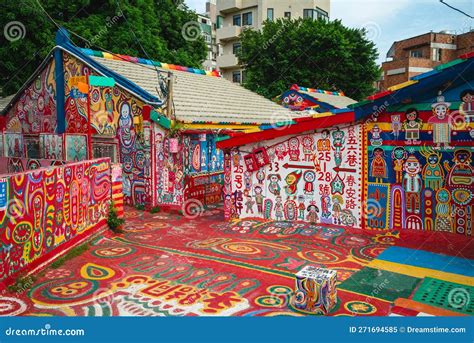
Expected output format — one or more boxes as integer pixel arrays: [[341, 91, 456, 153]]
[[2, 206, 473, 317]]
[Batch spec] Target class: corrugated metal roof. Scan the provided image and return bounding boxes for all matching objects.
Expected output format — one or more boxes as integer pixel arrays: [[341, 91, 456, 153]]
[[91, 56, 305, 125]]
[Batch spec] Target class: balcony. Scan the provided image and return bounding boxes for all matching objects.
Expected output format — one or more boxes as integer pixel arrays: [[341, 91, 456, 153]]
[[216, 25, 242, 41], [217, 0, 242, 14], [217, 54, 239, 69]]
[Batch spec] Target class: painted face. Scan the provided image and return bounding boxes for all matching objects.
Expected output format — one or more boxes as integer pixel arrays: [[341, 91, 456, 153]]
[[455, 150, 470, 164], [404, 159, 421, 174], [304, 171, 315, 182], [392, 115, 400, 122], [254, 186, 262, 194], [394, 148, 405, 159], [407, 111, 417, 121], [434, 105, 447, 118], [286, 173, 297, 185], [374, 149, 383, 158], [428, 154, 439, 165], [462, 92, 473, 102], [289, 138, 299, 149]]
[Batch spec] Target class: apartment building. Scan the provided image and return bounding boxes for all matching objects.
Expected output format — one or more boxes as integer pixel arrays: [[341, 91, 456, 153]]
[[198, 13, 218, 71], [215, 0, 330, 82], [380, 30, 474, 90]]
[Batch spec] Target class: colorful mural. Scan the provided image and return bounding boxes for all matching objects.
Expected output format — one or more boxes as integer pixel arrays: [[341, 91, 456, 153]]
[[65, 134, 88, 161], [366, 91, 473, 236], [5, 59, 57, 134], [4, 133, 25, 158], [40, 134, 63, 160], [0, 158, 111, 282], [226, 126, 363, 226], [0, 157, 66, 174]]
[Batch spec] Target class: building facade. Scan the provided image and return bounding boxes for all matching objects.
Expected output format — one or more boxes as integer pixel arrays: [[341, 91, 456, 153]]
[[215, 0, 330, 82], [381, 31, 474, 91], [198, 13, 218, 71]]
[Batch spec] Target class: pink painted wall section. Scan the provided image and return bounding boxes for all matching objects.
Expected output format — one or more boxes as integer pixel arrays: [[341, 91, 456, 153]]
[[0, 157, 66, 175], [0, 158, 112, 283]]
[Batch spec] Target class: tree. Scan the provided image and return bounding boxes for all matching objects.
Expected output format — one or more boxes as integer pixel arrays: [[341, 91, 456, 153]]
[[0, 0, 207, 96], [238, 18, 380, 101]]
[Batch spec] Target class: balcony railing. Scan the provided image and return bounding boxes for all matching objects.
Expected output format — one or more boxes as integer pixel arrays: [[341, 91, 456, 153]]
[[216, 25, 242, 41]]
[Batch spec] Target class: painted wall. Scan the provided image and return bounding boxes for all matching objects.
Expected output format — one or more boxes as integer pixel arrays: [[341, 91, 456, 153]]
[[225, 90, 473, 237], [0, 157, 66, 174], [225, 125, 363, 227], [365, 91, 473, 236], [0, 158, 111, 282]]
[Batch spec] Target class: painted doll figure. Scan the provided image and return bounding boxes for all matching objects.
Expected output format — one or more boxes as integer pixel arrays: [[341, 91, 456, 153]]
[[317, 130, 331, 152], [428, 93, 453, 148], [306, 203, 320, 223], [402, 155, 423, 214], [444, 148, 473, 187], [459, 89, 474, 125], [267, 174, 281, 196], [288, 137, 300, 161], [420, 147, 444, 190], [370, 125, 383, 146], [254, 186, 264, 214], [275, 196, 284, 221], [370, 148, 387, 182], [297, 195, 305, 220], [403, 108, 422, 145], [331, 195, 343, 225], [392, 147, 407, 183], [321, 194, 332, 219], [301, 135, 315, 162], [284, 170, 302, 196], [303, 170, 315, 195], [434, 189, 452, 232], [332, 129, 345, 167], [391, 114, 402, 139], [245, 195, 255, 214]]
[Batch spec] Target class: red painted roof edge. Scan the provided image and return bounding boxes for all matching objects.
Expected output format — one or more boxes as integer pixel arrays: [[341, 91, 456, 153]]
[[216, 112, 355, 149]]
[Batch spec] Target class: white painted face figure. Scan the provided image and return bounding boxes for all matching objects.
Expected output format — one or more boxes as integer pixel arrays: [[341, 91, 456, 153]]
[[435, 104, 447, 119]]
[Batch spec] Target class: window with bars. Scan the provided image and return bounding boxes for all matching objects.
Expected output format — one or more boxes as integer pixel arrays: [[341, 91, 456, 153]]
[[92, 143, 117, 163]]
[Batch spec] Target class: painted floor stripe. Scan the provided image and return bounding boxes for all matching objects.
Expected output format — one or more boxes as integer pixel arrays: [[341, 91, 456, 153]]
[[368, 259, 474, 286], [376, 247, 474, 277]]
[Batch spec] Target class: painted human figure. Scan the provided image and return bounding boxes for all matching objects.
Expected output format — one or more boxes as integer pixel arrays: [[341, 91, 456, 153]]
[[392, 147, 407, 183], [370, 148, 387, 182], [402, 155, 423, 214], [428, 93, 453, 148], [284, 170, 302, 196], [433, 189, 453, 232], [303, 170, 315, 195], [332, 129, 345, 167], [306, 203, 320, 223], [421, 149, 444, 190], [267, 174, 281, 196], [244, 171, 252, 192], [331, 195, 343, 225], [245, 195, 255, 214], [391, 114, 402, 139], [256, 170, 265, 185], [321, 194, 332, 219], [297, 195, 305, 220], [275, 142, 288, 161], [459, 89, 474, 124], [370, 125, 383, 146], [444, 148, 473, 187], [403, 108, 422, 145], [288, 137, 300, 161], [301, 136, 315, 162], [317, 130, 331, 152], [275, 196, 284, 221], [254, 186, 264, 214]]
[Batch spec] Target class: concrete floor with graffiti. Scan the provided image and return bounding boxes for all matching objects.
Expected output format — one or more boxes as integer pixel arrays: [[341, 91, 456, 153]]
[[2, 206, 473, 317]]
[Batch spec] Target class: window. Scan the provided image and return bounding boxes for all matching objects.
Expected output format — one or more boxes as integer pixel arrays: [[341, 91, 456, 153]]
[[303, 9, 314, 19], [284, 12, 291, 19], [267, 8, 274, 21], [93, 143, 117, 163], [233, 14, 241, 26], [217, 16, 223, 29], [410, 50, 422, 58], [25, 137, 40, 159], [233, 42, 241, 55], [433, 48, 442, 61], [315, 7, 329, 21], [242, 12, 252, 26], [232, 71, 241, 83]]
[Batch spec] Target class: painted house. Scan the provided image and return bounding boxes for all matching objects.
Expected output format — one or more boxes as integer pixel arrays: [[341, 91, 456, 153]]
[[276, 84, 357, 113], [217, 52, 474, 237], [0, 28, 301, 209]]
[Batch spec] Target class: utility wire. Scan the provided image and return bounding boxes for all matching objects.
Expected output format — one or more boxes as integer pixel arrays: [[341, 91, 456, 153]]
[[440, 0, 474, 19]]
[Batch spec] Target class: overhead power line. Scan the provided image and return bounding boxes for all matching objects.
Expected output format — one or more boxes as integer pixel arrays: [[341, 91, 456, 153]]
[[440, 0, 474, 19]]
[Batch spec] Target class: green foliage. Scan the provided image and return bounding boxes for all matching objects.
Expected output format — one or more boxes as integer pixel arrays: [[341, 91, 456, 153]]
[[0, 0, 207, 96], [238, 18, 380, 101], [150, 206, 160, 213], [50, 242, 90, 269], [108, 203, 125, 232]]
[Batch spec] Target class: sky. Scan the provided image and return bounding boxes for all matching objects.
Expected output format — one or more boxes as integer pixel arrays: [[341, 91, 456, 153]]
[[185, 0, 474, 64]]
